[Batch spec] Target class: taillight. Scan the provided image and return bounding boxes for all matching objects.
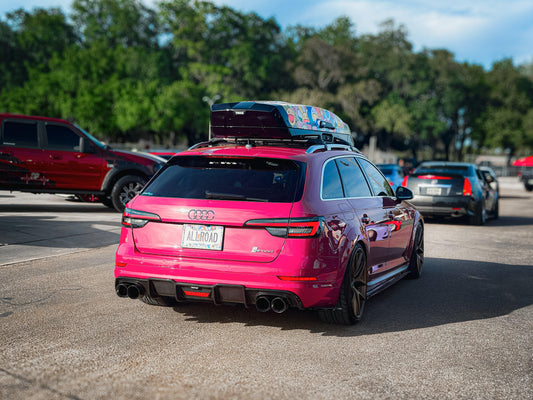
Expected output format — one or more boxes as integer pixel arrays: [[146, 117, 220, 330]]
[[244, 217, 324, 238], [463, 178, 472, 196], [122, 207, 161, 228], [401, 176, 409, 187]]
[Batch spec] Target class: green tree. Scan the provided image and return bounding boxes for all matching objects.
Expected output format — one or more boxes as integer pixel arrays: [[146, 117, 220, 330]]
[[71, 0, 159, 48], [0, 7, 76, 90], [482, 59, 533, 161], [159, 0, 288, 99]]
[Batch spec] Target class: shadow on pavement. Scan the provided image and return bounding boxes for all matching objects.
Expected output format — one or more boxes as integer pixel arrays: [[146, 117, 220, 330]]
[[170, 257, 533, 336], [0, 202, 120, 250], [0, 203, 115, 213]]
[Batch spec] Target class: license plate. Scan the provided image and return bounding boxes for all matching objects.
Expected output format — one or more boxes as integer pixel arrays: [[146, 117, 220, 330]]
[[426, 187, 442, 195], [182, 224, 224, 250]]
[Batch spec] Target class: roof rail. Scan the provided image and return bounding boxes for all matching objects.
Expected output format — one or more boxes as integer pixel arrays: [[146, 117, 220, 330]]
[[306, 144, 361, 154]]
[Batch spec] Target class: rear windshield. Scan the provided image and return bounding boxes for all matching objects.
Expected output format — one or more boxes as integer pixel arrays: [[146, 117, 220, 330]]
[[142, 156, 306, 203], [415, 165, 473, 177]]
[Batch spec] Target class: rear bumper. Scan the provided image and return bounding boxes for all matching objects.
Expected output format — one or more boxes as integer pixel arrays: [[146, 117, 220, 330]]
[[409, 195, 474, 217], [115, 241, 342, 309], [115, 277, 304, 309]]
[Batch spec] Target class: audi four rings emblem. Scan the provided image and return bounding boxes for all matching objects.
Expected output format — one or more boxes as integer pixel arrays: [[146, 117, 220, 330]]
[[188, 209, 215, 220]]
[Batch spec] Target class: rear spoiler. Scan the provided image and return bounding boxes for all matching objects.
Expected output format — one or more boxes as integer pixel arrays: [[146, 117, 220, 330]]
[[210, 101, 354, 146]]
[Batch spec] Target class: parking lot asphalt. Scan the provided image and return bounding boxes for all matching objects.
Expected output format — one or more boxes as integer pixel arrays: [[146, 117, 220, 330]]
[[0, 193, 121, 265], [0, 176, 532, 400]]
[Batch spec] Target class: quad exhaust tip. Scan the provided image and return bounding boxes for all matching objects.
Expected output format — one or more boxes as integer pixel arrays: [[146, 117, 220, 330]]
[[116, 283, 129, 298], [116, 283, 144, 299], [127, 284, 144, 299], [271, 297, 288, 314], [255, 295, 289, 313], [255, 296, 271, 312]]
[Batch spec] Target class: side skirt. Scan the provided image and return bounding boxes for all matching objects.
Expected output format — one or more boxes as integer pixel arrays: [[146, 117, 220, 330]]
[[366, 265, 409, 298]]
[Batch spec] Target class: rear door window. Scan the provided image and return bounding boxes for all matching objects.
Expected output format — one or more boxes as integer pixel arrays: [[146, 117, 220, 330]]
[[2, 121, 39, 148], [143, 156, 305, 203], [336, 157, 372, 198]]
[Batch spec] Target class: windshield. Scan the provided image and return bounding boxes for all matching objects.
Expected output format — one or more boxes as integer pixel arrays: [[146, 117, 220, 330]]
[[142, 156, 306, 203], [74, 123, 107, 149]]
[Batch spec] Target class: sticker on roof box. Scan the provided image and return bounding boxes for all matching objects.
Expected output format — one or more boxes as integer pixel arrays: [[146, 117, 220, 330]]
[[279, 104, 350, 134]]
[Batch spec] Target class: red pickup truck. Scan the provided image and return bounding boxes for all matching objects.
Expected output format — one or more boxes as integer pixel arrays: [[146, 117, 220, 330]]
[[0, 113, 165, 211]]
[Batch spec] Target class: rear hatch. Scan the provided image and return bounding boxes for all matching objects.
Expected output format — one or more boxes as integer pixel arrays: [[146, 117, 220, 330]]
[[406, 171, 469, 197], [126, 155, 306, 263]]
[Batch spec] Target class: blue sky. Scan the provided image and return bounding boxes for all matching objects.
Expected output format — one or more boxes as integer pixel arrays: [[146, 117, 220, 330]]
[[2, 0, 532, 69]]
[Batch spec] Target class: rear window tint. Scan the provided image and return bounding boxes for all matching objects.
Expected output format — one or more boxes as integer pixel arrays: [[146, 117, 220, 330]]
[[142, 156, 305, 203]]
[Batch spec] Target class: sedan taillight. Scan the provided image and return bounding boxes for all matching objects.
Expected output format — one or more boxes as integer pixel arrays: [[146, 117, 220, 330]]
[[463, 178, 473, 196]]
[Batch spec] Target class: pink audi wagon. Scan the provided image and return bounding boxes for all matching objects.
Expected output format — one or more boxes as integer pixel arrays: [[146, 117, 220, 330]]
[[114, 101, 424, 324]]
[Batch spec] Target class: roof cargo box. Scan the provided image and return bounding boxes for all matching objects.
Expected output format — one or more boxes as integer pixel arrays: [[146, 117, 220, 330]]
[[210, 101, 354, 146]]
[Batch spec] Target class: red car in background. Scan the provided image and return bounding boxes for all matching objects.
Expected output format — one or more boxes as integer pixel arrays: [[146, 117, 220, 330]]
[[0, 113, 164, 211]]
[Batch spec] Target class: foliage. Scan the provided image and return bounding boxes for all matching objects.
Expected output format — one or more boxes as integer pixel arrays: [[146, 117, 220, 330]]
[[1, 0, 532, 156]]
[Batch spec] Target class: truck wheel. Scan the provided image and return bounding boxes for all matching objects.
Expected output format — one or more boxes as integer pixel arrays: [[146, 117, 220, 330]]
[[100, 196, 114, 209], [111, 175, 146, 212], [525, 184, 533, 192]]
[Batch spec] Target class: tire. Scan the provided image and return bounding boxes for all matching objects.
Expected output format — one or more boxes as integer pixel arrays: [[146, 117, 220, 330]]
[[111, 175, 146, 212], [406, 222, 424, 279], [100, 196, 114, 209], [493, 200, 499, 219], [469, 203, 486, 226], [525, 184, 533, 192], [141, 295, 178, 307], [318, 243, 367, 325]]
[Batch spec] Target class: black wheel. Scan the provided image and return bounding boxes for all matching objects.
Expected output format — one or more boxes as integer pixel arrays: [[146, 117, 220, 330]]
[[318, 243, 367, 325], [141, 295, 177, 307], [111, 175, 146, 212], [406, 222, 424, 279], [525, 184, 533, 192], [469, 203, 486, 225]]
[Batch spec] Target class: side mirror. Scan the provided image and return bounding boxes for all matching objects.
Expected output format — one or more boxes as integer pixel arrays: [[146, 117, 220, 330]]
[[396, 186, 414, 201], [81, 137, 96, 154]]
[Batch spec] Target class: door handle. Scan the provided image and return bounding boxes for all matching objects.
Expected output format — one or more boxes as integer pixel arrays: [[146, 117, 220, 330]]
[[49, 155, 62, 160]]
